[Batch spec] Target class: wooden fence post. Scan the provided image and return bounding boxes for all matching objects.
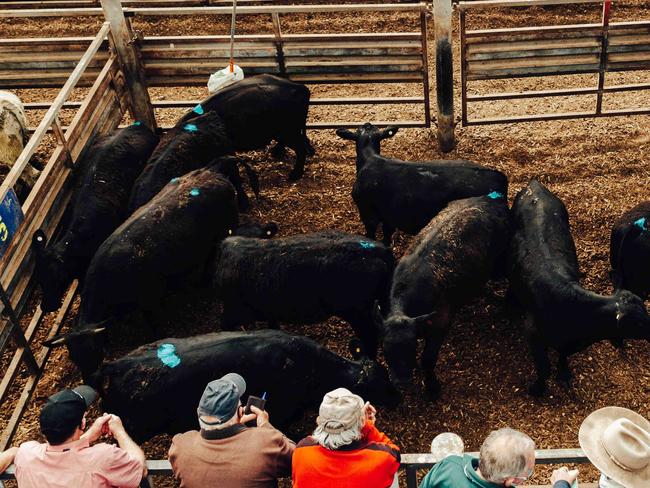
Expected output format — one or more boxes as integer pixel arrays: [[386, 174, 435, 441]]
[[100, 0, 157, 130], [432, 0, 455, 152]]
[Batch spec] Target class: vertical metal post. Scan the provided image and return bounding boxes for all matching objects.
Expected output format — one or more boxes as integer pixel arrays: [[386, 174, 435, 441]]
[[420, 8, 431, 128], [596, 0, 612, 115], [406, 466, 418, 488], [271, 13, 286, 76], [459, 8, 468, 126], [100, 0, 157, 130], [433, 0, 455, 151]]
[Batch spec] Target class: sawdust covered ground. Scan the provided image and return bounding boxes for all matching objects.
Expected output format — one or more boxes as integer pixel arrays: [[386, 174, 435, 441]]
[[1, 2, 650, 487]]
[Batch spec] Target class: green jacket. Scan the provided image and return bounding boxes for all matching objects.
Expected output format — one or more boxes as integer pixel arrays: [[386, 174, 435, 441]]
[[419, 455, 503, 488]]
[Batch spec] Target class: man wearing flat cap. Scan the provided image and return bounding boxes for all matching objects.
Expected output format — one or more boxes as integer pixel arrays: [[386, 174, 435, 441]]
[[168, 372, 295, 487], [292, 387, 400, 488], [13, 385, 146, 488]]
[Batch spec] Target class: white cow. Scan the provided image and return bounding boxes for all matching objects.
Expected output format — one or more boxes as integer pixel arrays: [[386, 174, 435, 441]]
[[0, 90, 40, 194]]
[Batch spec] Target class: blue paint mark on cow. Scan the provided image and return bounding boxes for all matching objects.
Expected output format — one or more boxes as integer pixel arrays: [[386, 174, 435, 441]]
[[190, 188, 200, 197], [170, 177, 180, 184], [132, 121, 142, 126], [487, 191, 505, 200], [157, 343, 181, 368], [359, 240, 376, 249], [634, 217, 648, 232], [183, 123, 199, 133], [193, 104, 204, 115]]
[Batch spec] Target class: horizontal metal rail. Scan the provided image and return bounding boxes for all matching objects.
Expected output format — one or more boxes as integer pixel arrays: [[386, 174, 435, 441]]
[[0, 449, 592, 488], [0, 2, 427, 16], [458, 0, 602, 10]]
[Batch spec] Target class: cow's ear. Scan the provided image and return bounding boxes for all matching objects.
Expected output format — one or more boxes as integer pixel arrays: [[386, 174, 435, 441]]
[[379, 126, 399, 140], [372, 300, 386, 330], [349, 338, 365, 360], [335, 128, 357, 141], [414, 310, 438, 327], [43, 334, 68, 348], [263, 223, 278, 238], [32, 230, 48, 252]]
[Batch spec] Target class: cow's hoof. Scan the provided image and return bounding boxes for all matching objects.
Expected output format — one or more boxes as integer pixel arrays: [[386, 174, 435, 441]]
[[288, 169, 303, 181], [528, 381, 547, 397], [270, 144, 286, 159], [424, 380, 441, 400]]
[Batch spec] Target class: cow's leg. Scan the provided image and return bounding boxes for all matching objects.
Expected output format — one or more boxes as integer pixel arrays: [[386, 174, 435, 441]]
[[220, 302, 254, 331], [356, 204, 379, 241], [421, 307, 450, 400], [270, 142, 286, 159], [304, 130, 315, 157], [521, 314, 551, 396], [556, 341, 579, 388], [285, 131, 306, 181], [381, 223, 395, 246], [343, 311, 378, 358]]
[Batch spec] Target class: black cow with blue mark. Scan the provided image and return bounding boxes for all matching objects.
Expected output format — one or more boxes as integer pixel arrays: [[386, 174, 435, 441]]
[[336, 123, 508, 245], [129, 112, 258, 212], [32, 123, 158, 312], [45, 165, 239, 381], [509, 180, 650, 396], [93, 329, 400, 442], [212, 231, 395, 356], [610, 202, 650, 300], [376, 193, 510, 398]]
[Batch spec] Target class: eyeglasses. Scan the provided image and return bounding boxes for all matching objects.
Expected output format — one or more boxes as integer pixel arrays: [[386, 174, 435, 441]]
[[508, 466, 535, 486]]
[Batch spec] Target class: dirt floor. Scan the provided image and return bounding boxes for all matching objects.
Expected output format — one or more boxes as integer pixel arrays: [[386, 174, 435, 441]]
[[1, 1, 650, 487]]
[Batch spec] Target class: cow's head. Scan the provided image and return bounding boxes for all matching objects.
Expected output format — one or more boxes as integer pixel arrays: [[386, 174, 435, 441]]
[[229, 222, 278, 239], [43, 324, 108, 381], [375, 303, 436, 388], [32, 230, 70, 313], [336, 123, 399, 171], [613, 289, 650, 339], [353, 358, 402, 409]]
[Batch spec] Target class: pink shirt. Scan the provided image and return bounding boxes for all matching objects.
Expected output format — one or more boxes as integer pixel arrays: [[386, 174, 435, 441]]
[[14, 438, 143, 488]]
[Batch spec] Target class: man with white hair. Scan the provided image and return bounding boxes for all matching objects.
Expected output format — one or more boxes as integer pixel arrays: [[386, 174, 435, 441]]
[[419, 427, 577, 488], [168, 373, 295, 487], [292, 387, 400, 488]]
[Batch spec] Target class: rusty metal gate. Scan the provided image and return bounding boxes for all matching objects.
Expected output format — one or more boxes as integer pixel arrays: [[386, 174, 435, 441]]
[[459, 0, 650, 125]]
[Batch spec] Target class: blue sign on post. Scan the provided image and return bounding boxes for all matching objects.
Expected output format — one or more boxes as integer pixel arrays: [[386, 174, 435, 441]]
[[0, 189, 24, 258]]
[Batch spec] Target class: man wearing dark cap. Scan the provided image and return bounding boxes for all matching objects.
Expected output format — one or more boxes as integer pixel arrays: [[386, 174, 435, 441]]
[[168, 373, 295, 487], [14, 385, 145, 488]]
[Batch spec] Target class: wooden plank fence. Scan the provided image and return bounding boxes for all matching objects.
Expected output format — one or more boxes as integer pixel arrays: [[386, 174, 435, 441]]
[[459, 0, 650, 125]]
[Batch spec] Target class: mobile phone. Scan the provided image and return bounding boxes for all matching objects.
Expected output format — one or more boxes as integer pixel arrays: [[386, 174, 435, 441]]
[[244, 394, 266, 415]]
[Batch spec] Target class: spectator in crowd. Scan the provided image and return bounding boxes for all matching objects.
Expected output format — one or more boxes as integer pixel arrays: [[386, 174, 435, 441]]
[[292, 387, 400, 488], [420, 427, 571, 488], [168, 373, 295, 487], [573, 406, 649, 488], [0, 447, 18, 473], [13, 385, 146, 488]]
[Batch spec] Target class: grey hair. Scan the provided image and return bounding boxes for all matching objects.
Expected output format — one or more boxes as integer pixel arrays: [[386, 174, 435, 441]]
[[479, 428, 535, 483], [311, 413, 365, 450]]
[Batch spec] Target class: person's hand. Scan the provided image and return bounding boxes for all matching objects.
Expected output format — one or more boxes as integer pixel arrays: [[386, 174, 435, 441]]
[[81, 414, 111, 443], [551, 467, 579, 485], [240, 406, 269, 427], [107, 414, 127, 437], [364, 403, 377, 424]]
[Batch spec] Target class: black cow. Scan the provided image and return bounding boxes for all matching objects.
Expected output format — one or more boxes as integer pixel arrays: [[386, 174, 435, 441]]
[[45, 166, 240, 380], [376, 194, 510, 398], [336, 123, 508, 245], [509, 180, 650, 396], [213, 231, 395, 356], [610, 201, 650, 299], [92, 329, 400, 442], [131, 75, 312, 212], [129, 113, 258, 212], [32, 124, 158, 312]]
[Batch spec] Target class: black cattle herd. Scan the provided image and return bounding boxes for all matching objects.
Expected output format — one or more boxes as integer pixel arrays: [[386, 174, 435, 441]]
[[29, 74, 650, 441]]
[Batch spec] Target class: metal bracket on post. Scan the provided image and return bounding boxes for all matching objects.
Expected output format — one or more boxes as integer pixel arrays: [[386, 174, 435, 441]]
[[432, 0, 456, 152], [100, 0, 157, 130], [271, 13, 287, 76]]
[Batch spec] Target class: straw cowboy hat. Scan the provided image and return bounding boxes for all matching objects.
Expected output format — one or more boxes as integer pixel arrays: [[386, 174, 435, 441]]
[[579, 406, 650, 488]]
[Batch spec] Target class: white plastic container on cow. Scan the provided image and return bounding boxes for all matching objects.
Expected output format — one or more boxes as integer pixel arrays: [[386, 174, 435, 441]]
[[0, 90, 40, 196]]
